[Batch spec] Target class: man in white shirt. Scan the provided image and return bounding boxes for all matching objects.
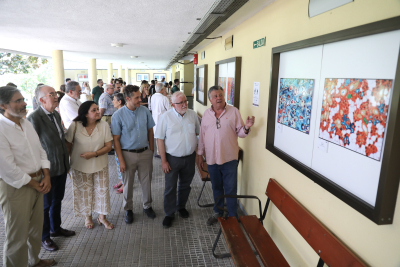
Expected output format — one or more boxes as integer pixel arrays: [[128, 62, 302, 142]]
[[150, 83, 170, 157], [0, 86, 56, 267], [59, 81, 82, 129], [155, 92, 200, 228]]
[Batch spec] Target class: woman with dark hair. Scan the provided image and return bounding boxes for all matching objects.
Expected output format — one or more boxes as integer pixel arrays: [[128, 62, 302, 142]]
[[65, 101, 114, 229], [111, 93, 126, 193], [110, 78, 115, 85]]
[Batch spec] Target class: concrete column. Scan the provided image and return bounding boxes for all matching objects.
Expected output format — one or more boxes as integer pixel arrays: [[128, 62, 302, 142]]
[[89, 59, 97, 89], [108, 63, 113, 83], [51, 50, 64, 91], [125, 67, 130, 83], [118, 65, 123, 78]]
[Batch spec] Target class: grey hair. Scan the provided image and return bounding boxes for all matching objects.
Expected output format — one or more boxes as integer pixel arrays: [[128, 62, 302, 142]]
[[208, 85, 224, 99], [0, 86, 21, 114], [171, 91, 186, 103], [155, 82, 164, 93], [65, 81, 79, 93], [34, 84, 50, 106]]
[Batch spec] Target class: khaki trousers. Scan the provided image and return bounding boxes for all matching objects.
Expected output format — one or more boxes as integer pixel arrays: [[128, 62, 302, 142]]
[[0, 175, 43, 267], [121, 149, 153, 210]]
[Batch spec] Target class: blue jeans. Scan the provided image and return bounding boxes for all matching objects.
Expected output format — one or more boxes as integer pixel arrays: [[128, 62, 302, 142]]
[[207, 160, 238, 217], [42, 171, 68, 241]]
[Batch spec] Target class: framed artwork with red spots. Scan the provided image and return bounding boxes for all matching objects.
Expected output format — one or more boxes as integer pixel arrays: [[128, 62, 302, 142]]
[[319, 78, 392, 161]]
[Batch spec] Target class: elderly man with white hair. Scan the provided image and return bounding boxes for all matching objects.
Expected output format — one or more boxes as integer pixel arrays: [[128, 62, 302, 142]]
[[155, 91, 200, 228], [150, 83, 170, 158], [59, 81, 82, 129]]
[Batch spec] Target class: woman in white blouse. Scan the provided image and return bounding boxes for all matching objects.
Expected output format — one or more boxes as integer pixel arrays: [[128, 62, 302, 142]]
[[65, 101, 114, 229]]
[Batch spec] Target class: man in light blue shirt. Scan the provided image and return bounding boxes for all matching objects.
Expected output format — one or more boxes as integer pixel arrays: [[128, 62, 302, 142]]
[[99, 84, 116, 126], [111, 85, 156, 224], [155, 91, 200, 228]]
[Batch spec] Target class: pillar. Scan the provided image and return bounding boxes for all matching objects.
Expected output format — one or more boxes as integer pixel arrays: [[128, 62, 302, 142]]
[[51, 50, 64, 91], [108, 63, 113, 83], [125, 67, 130, 84], [89, 59, 97, 89], [118, 65, 123, 78]]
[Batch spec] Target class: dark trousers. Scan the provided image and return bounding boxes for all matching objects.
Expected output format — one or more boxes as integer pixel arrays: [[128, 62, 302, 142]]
[[208, 160, 238, 217], [42, 171, 68, 241], [164, 152, 196, 217]]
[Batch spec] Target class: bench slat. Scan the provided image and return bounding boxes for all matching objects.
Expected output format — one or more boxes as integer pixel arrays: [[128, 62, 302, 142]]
[[240, 215, 289, 267], [266, 179, 366, 267], [219, 217, 262, 267]]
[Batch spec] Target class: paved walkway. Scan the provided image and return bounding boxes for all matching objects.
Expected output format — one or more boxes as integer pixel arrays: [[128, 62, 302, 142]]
[[0, 155, 235, 267]]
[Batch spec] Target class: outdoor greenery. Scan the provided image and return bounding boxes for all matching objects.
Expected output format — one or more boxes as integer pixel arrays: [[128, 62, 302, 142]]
[[0, 53, 48, 75], [0, 56, 54, 108]]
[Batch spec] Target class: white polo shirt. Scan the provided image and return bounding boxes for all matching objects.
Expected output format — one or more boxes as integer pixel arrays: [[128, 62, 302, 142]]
[[59, 94, 82, 129], [155, 108, 200, 157]]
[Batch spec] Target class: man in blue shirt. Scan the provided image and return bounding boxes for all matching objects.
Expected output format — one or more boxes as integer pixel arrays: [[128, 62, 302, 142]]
[[111, 85, 156, 224], [99, 84, 116, 126], [155, 91, 200, 228]]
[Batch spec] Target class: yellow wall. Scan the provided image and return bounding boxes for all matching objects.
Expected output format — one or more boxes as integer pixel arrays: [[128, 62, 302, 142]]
[[171, 60, 195, 96], [64, 69, 168, 87], [193, 0, 400, 266]]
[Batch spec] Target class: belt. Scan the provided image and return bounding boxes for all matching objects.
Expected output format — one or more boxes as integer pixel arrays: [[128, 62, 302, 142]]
[[122, 147, 148, 153], [29, 169, 42, 178], [103, 115, 112, 117]]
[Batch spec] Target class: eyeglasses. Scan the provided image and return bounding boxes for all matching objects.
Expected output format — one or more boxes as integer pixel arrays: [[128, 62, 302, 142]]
[[216, 118, 221, 129], [10, 98, 27, 104], [173, 101, 188, 105], [42, 92, 57, 98]]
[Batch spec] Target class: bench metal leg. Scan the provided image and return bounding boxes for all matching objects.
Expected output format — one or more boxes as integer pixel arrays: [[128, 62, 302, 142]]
[[212, 228, 232, 259], [197, 181, 214, 208]]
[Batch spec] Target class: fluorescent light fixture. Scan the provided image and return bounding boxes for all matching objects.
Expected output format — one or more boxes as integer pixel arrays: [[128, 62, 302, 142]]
[[111, 43, 124, 47]]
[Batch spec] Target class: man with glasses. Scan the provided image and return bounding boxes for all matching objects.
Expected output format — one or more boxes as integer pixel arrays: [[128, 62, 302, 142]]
[[59, 81, 82, 129], [0, 86, 56, 267], [27, 85, 75, 253], [99, 84, 116, 126], [155, 92, 200, 228], [197, 85, 255, 226]]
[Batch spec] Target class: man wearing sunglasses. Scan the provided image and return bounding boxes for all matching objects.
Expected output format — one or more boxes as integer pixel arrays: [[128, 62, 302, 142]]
[[28, 85, 75, 253], [197, 85, 255, 226], [155, 91, 200, 228]]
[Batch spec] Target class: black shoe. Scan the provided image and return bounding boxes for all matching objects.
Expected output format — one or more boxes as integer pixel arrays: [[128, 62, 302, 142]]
[[143, 207, 156, 219], [50, 227, 76, 237], [207, 213, 222, 226], [162, 216, 174, 228], [125, 210, 134, 224], [178, 208, 189, 218], [41, 238, 59, 251]]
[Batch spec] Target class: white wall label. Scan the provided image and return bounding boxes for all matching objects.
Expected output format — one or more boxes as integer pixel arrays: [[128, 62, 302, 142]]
[[318, 139, 329, 153], [253, 82, 260, 107]]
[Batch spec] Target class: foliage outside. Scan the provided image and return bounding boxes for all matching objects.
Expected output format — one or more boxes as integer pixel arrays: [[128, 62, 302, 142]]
[[0, 57, 54, 109], [0, 53, 48, 75]]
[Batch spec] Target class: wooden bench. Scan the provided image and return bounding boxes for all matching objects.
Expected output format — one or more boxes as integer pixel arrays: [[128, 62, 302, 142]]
[[212, 178, 366, 267]]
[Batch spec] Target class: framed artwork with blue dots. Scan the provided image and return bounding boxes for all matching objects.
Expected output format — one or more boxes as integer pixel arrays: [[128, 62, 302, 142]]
[[319, 78, 392, 161], [277, 78, 314, 134]]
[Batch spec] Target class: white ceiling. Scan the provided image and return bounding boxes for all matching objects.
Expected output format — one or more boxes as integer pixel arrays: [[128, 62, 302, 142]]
[[0, 0, 276, 70]]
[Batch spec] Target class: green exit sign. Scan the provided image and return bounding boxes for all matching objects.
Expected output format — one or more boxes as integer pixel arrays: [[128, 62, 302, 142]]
[[253, 37, 266, 49]]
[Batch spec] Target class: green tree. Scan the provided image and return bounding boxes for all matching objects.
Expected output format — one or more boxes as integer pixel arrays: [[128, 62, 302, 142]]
[[0, 53, 48, 75]]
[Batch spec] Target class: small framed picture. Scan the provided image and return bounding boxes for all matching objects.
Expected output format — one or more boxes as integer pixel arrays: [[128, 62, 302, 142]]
[[136, 73, 149, 82]]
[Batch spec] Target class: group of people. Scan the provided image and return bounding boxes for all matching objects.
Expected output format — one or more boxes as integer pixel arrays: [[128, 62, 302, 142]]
[[0, 76, 255, 267]]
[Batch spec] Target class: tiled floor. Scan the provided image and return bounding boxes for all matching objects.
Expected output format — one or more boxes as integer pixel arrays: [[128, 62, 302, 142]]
[[0, 155, 235, 267]]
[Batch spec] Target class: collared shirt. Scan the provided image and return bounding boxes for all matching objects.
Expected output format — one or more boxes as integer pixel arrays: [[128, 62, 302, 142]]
[[198, 105, 249, 165], [155, 108, 200, 157], [92, 86, 104, 104], [150, 93, 170, 133], [99, 92, 117, 115], [0, 114, 50, 189], [111, 106, 155, 150], [59, 94, 82, 129], [171, 85, 180, 94], [65, 121, 113, 173], [41, 106, 63, 139]]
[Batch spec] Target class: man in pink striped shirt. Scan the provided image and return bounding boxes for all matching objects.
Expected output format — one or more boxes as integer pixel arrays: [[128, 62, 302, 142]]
[[197, 85, 255, 225]]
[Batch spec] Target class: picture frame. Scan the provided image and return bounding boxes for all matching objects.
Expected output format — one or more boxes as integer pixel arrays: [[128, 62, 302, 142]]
[[136, 73, 149, 82], [154, 73, 167, 81], [215, 57, 242, 109], [265, 16, 400, 225], [196, 64, 208, 106], [77, 74, 89, 82]]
